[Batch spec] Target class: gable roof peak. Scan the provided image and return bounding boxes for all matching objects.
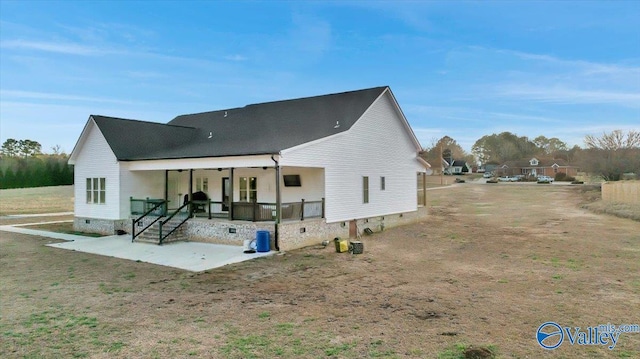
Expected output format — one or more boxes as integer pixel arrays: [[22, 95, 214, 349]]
[[83, 86, 395, 161], [171, 86, 389, 122]]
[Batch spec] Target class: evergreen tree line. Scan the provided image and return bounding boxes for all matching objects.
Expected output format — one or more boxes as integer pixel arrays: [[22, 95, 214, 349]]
[[0, 155, 74, 189], [1, 138, 74, 189]]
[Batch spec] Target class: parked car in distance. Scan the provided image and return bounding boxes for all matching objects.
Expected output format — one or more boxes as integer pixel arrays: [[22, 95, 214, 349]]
[[537, 175, 554, 182], [498, 176, 519, 182], [483, 172, 493, 178]]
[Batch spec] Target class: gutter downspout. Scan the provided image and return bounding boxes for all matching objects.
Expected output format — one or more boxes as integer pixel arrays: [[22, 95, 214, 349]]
[[271, 154, 281, 251]]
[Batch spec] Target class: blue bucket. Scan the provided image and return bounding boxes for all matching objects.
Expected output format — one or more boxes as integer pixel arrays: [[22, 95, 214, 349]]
[[256, 230, 270, 252]]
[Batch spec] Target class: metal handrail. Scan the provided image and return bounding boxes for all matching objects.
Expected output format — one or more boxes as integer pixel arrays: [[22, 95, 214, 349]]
[[159, 201, 191, 245], [132, 200, 167, 242]]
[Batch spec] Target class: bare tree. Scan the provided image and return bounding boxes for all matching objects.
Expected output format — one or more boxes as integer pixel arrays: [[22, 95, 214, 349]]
[[584, 130, 640, 150], [581, 130, 640, 181]]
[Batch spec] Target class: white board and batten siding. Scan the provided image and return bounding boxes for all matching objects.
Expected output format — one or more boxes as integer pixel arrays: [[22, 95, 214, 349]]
[[281, 90, 424, 223], [71, 120, 121, 220]]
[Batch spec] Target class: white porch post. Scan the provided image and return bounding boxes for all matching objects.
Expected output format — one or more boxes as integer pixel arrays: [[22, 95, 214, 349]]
[[422, 172, 427, 206], [164, 170, 168, 215], [189, 169, 193, 216], [274, 161, 281, 251], [228, 168, 234, 221]]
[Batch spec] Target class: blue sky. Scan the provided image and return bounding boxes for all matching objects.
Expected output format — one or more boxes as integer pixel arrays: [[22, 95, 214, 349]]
[[1, 1, 638, 154]]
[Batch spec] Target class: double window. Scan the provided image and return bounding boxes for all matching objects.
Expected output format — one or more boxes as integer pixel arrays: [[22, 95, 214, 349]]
[[363, 176, 385, 204], [239, 177, 257, 202], [86, 177, 105, 204]]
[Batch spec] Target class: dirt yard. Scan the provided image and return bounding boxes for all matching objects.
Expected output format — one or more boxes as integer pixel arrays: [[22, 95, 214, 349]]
[[1, 183, 638, 358]]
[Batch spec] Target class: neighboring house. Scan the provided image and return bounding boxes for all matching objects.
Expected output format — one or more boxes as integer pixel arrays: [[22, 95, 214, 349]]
[[68, 86, 430, 251], [483, 163, 500, 174], [420, 154, 448, 175], [497, 157, 579, 178], [447, 160, 470, 174]]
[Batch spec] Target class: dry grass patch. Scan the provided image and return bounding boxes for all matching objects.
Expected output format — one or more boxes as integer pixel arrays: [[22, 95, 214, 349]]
[[1, 184, 638, 358], [24, 222, 105, 237], [582, 201, 640, 221], [0, 185, 74, 215], [577, 184, 640, 221]]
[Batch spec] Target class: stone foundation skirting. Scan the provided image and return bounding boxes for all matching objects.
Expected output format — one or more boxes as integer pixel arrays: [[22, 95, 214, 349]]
[[73, 217, 129, 235], [278, 219, 348, 251], [186, 220, 276, 249], [73, 207, 427, 250]]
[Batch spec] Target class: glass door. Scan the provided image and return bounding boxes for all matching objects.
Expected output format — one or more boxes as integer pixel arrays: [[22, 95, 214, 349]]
[[222, 177, 230, 211]]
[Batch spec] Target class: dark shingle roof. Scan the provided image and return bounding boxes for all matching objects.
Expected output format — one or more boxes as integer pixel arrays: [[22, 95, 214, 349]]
[[92, 86, 388, 161], [91, 115, 198, 160]]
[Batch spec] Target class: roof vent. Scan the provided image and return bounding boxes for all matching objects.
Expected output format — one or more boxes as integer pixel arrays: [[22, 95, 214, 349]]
[[333, 121, 340, 129], [224, 111, 228, 117], [208, 132, 213, 139]]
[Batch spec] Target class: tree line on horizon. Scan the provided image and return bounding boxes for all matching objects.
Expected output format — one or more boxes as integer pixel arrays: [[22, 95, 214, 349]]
[[0, 139, 74, 189], [421, 130, 640, 181], [0, 130, 638, 189]]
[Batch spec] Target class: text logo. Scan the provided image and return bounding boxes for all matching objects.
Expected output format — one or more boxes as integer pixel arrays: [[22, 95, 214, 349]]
[[536, 322, 638, 350], [537, 322, 564, 350]]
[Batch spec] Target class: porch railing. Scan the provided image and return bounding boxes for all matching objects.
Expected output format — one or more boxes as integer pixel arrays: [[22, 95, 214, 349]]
[[191, 200, 227, 219], [301, 199, 324, 220], [159, 201, 191, 245], [232, 202, 277, 221], [131, 199, 167, 242], [131, 197, 324, 223], [130, 197, 167, 216], [232, 198, 325, 222]]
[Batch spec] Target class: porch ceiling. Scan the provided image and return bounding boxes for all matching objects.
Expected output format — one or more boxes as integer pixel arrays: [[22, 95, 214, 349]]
[[123, 154, 278, 171]]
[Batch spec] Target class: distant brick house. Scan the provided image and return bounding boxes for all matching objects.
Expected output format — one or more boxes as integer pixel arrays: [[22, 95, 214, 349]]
[[497, 157, 579, 178]]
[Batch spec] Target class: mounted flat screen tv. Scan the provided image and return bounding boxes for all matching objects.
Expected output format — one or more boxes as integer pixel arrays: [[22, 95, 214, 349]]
[[283, 175, 301, 187]]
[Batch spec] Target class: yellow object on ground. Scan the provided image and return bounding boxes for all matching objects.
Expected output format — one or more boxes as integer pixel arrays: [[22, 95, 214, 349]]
[[334, 238, 349, 253]]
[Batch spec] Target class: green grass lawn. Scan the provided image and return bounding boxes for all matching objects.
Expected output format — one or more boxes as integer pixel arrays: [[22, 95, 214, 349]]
[[0, 185, 74, 215]]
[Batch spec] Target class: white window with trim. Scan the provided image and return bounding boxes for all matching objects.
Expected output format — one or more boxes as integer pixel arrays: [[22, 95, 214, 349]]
[[195, 177, 208, 192], [239, 177, 257, 202], [86, 177, 106, 204]]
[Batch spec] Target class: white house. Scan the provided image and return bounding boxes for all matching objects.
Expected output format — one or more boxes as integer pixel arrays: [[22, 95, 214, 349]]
[[68, 86, 430, 251]]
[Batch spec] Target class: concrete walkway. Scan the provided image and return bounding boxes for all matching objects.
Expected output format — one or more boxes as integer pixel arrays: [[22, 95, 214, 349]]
[[0, 221, 275, 272], [0, 212, 74, 218]]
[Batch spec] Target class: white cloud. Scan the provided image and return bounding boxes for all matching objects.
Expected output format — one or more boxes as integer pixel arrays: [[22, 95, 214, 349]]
[[224, 54, 248, 62], [0, 90, 135, 105], [499, 48, 640, 76], [497, 85, 640, 107], [0, 39, 112, 56]]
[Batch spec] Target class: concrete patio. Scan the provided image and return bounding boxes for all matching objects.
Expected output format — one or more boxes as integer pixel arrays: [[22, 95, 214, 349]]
[[0, 221, 275, 272]]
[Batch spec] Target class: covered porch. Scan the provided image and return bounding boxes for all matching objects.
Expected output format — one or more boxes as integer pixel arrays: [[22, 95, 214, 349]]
[[129, 166, 325, 222], [124, 155, 325, 248]]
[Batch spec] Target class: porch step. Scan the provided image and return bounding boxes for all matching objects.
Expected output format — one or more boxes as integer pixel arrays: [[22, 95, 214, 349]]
[[134, 218, 189, 245]]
